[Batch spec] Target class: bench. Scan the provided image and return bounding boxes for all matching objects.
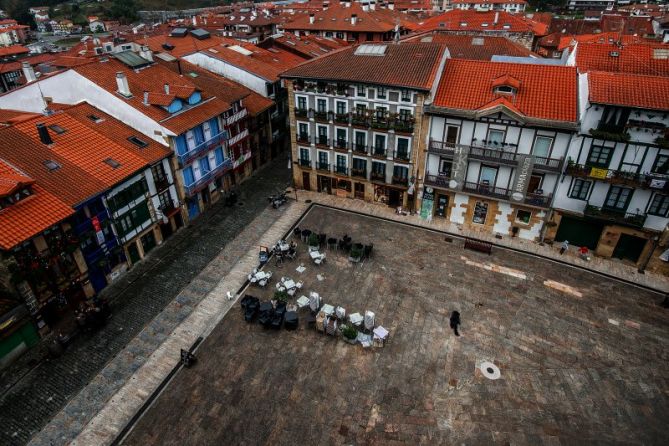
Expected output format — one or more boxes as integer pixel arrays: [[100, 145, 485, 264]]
[[464, 238, 492, 255]]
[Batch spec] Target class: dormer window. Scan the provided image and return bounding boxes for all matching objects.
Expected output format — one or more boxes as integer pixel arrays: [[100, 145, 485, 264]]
[[494, 85, 516, 95], [0, 186, 32, 210]]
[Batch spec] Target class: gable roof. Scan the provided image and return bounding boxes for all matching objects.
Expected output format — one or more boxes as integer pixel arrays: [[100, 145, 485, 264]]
[[588, 71, 669, 111], [574, 42, 669, 76], [282, 42, 447, 91], [431, 59, 578, 123], [282, 2, 398, 33], [416, 9, 547, 35], [0, 158, 74, 250], [408, 33, 535, 60]]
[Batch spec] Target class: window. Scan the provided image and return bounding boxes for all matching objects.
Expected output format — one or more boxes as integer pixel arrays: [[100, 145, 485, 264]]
[[569, 179, 591, 200], [393, 165, 408, 179], [439, 159, 452, 177], [317, 125, 328, 144], [532, 136, 553, 158], [158, 191, 172, 211], [648, 194, 669, 217], [587, 144, 613, 167], [515, 209, 532, 225], [398, 109, 412, 121], [300, 147, 310, 161], [48, 124, 66, 134], [336, 154, 347, 171], [128, 136, 148, 148], [318, 151, 328, 168], [493, 85, 516, 95], [44, 159, 61, 171], [372, 161, 385, 174], [487, 129, 505, 146], [297, 96, 306, 110], [336, 128, 346, 148], [336, 32, 344, 39], [472, 201, 488, 224], [401, 90, 411, 102], [375, 106, 387, 120], [357, 85, 366, 97], [182, 166, 195, 185], [298, 123, 308, 139], [374, 134, 386, 155], [199, 157, 211, 174], [151, 162, 166, 184], [353, 158, 366, 171], [652, 154, 669, 175], [336, 101, 346, 115], [103, 158, 121, 169], [396, 137, 409, 159], [88, 114, 103, 123], [214, 147, 224, 165], [355, 131, 366, 150], [355, 103, 366, 115], [604, 186, 632, 211], [377, 87, 386, 99], [317, 98, 327, 113]]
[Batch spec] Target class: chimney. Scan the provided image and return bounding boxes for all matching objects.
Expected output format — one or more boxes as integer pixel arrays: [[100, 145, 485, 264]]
[[323, 2, 329, 10], [116, 72, 131, 97], [309, 13, 315, 24], [388, 1, 395, 10], [362, 4, 369, 11], [139, 45, 153, 62], [351, 14, 357, 25], [22, 61, 37, 83], [164, 83, 170, 94], [344, 1, 351, 7], [192, 15, 197, 26], [36, 123, 53, 145], [143, 91, 149, 105], [370, 2, 376, 10], [494, 12, 499, 25]]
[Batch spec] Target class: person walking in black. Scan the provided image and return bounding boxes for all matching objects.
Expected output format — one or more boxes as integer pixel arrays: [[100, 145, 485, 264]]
[[450, 311, 461, 336]]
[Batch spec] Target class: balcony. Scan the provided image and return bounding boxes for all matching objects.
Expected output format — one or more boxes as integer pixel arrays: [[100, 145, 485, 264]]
[[584, 205, 646, 228], [153, 177, 170, 192], [334, 113, 349, 124], [424, 174, 452, 189], [392, 119, 414, 134], [351, 114, 369, 127], [371, 171, 386, 182], [468, 146, 518, 166], [532, 155, 564, 172], [394, 150, 410, 162], [392, 176, 409, 187], [353, 143, 368, 155], [371, 118, 390, 130], [228, 128, 249, 147], [334, 166, 349, 176], [565, 163, 669, 191], [295, 108, 309, 118], [314, 110, 330, 122], [298, 158, 311, 169], [316, 162, 330, 172], [462, 181, 512, 200], [352, 168, 367, 179], [334, 139, 348, 151], [315, 136, 330, 147], [371, 147, 387, 158], [184, 159, 233, 197], [524, 192, 552, 208], [226, 108, 248, 126], [297, 133, 310, 144], [428, 139, 457, 157], [177, 130, 228, 166]]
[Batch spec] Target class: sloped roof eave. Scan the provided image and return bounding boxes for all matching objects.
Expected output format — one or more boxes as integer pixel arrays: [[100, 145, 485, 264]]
[[425, 104, 579, 130]]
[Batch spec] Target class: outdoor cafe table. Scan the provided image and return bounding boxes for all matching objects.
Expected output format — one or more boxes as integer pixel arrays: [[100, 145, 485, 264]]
[[296, 295, 310, 309], [309, 250, 322, 260], [283, 279, 296, 290], [321, 304, 335, 317], [349, 312, 363, 327], [278, 242, 290, 252], [255, 271, 269, 281]]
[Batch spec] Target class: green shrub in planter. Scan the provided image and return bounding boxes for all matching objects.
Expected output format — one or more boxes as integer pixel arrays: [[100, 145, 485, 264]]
[[308, 233, 319, 247], [342, 324, 357, 340], [274, 290, 289, 303], [349, 244, 363, 262]]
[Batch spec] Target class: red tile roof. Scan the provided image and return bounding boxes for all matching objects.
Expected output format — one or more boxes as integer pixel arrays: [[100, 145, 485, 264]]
[[416, 10, 547, 35], [432, 59, 578, 123], [574, 42, 669, 76], [282, 2, 398, 33], [138, 33, 232, 58], [407, 33, 535, 60], [73, 57, 231, 134], [282, 42, 447, 91], [0, 109, 41, 125], [0, 158, 74, 250], [259, 33, 349, 60], [588, 71, 669, 111], [0, 45, 30, 57]]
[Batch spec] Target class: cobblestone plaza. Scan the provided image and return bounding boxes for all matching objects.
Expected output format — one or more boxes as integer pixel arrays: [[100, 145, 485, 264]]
[[123, 206, 669, 446]]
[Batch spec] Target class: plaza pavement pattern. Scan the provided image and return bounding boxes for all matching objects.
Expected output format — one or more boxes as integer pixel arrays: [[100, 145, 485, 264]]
[[119, 206, 667, 445]]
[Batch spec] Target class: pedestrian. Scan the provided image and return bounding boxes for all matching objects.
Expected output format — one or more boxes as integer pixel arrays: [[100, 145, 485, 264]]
[[578, 245, 590, 261], [559, 240, 569, 255], [450, 311, 461, 337]]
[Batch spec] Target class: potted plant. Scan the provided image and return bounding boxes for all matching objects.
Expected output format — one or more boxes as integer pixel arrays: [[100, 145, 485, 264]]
[[349, 243, 363, 263], [274, 290, 289, 304], [308, 233, 320, 248], [341, 324, 358, 344]]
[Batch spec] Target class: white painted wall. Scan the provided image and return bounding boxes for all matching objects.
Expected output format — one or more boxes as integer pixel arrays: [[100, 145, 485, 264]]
[[450, 193, 468, 224], [518, 210, 545, 240], [493, 202, 512, 234], [183, 52, 269, 97]]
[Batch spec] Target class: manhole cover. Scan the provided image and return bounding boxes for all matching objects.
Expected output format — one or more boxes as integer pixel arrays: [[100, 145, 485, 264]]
[[479, 361, 500, 380]]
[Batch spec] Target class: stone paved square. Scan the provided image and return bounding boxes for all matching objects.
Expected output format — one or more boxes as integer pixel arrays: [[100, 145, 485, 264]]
[[123, 205, 669, 446]]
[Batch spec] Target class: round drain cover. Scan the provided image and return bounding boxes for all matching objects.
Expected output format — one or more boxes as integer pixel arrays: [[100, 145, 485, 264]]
[[480, 361, 501, 380]]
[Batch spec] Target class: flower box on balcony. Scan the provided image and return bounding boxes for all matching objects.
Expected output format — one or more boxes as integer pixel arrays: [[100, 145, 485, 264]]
[[589, 128, 630, 142]]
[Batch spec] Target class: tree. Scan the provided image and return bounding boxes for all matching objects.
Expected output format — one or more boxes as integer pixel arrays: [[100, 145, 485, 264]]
[[110, 0, 139, 24]]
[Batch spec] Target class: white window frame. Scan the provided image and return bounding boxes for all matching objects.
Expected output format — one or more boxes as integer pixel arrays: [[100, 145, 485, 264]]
[[373, 132, 387, 150], [335, 100, 348, 114], [316, 97, 328, 113], [295, 94, 308, 110]]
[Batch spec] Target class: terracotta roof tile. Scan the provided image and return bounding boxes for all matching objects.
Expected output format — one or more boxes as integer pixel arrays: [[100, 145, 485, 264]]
[[574, 42, 669, 76], [0, 158, 74, 250], [407, 33, 534, 60], [0, 45, 30, 57], [282, 42, 447, 91], [147, 92, 176, 106], [417, 10, 546, 35], [138, 33, 232, 58], [433, 59, 578, 123], [282, 3, 397, 33], [588, 71, 669, 111]]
